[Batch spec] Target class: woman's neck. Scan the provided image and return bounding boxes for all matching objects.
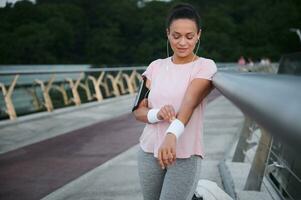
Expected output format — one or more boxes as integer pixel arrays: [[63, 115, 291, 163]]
[[172, 54, 198, 64]]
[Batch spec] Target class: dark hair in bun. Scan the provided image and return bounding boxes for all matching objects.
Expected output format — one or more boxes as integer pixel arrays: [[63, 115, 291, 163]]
[[166, 3, 201, 32]]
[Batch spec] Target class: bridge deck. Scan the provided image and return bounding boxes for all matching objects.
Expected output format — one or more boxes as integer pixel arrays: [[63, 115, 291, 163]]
[[42, 93, 244, 200], [0, 90, 249, 200]]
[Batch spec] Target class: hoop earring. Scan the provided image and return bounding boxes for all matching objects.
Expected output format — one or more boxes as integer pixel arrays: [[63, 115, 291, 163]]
[[166, 39, 170, 58]]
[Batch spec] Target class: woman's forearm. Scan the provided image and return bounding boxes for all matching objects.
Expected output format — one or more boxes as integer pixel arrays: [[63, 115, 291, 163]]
[[133, 106, 150, 123], [177, 100, 195, 125], [176, 79, 213, 125]]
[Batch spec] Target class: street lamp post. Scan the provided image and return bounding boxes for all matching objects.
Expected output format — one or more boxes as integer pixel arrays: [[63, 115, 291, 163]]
[[289, 28, 301, 43]]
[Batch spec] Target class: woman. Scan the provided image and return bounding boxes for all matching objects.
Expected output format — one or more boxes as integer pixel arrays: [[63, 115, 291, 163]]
[[133, 3, 217, 200]]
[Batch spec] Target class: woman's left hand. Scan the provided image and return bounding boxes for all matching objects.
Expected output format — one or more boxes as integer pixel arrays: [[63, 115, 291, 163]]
[[158, 133, 177, 169]]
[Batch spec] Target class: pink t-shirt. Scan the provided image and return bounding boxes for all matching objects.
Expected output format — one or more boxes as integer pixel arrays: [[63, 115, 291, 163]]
[[140, 56, 217, 158]]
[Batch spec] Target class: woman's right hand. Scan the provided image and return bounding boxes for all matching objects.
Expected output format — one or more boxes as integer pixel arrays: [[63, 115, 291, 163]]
[[157, 105, 176, 122]]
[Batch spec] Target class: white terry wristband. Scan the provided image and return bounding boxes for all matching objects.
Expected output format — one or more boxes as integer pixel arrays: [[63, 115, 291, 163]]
[[147, 109, 161, 123], [166, 119, 185, 139]]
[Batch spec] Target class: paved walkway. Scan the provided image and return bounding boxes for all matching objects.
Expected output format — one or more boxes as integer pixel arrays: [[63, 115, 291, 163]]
[[42, 94, 245, 200], [0, 94, 142, 200], [0, 94, 136, 154], [0, 90, 246, 200]]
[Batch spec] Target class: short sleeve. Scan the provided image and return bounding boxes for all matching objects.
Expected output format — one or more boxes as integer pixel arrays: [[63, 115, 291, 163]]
[[142, 59, 159, 81], [192, 59, 217, 81]]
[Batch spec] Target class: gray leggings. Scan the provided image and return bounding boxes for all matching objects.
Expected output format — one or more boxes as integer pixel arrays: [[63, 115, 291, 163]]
[[137, 148, 202, 200]]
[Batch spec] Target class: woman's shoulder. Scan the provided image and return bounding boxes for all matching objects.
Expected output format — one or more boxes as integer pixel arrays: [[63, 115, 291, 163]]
[[149, 58, 167, 67], [146, 58, 168, 72], [195, 57, 217, 72], [197, 57, 216, 67], [143, 58, 167, 78]]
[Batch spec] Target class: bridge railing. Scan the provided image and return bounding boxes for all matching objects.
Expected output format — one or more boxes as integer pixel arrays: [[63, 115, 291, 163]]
[[0, 67, 145, 120], [0, 63, 276, 121], [213, 69, 301, 199]]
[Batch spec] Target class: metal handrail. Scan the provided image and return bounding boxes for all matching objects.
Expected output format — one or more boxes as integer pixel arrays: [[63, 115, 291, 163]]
[[2, 62, 262, 76], [213, 71, 301, 199], [213, 71, 301, 147], [0, 66, 147, 76]]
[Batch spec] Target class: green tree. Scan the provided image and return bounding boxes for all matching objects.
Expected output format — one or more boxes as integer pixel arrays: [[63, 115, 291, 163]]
[[0, 0, 300, 64]]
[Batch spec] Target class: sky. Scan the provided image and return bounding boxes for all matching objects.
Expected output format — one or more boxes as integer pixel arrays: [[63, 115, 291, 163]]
[[0, 0, 35, 7]]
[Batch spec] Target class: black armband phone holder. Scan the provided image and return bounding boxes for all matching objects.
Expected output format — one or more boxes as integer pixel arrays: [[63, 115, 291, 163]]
[[132, 76, 150, 112]]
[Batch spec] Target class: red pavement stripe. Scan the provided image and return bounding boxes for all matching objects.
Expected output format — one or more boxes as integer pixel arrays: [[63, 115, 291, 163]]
[[0, 89, 220, 200], [0, 114, 145, 200]]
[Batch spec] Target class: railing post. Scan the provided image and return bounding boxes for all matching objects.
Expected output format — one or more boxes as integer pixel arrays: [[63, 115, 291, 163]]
[[131, 70, 143, 92], [232, 116, 254, 162], [35, 75, 55, 112], [107, 72, 121, 96], [66, 73, 83, 106], [116, 71, 126, 94], [131, 70, 140, 91], [0, 75, 19, 120], [79, 79, 93, 101], [102, 77, 111, 97], [88, 72, 105, 101], [122, 73, 135, 94], [244, 128, 272, 190], [51, 84, 71, 105]]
